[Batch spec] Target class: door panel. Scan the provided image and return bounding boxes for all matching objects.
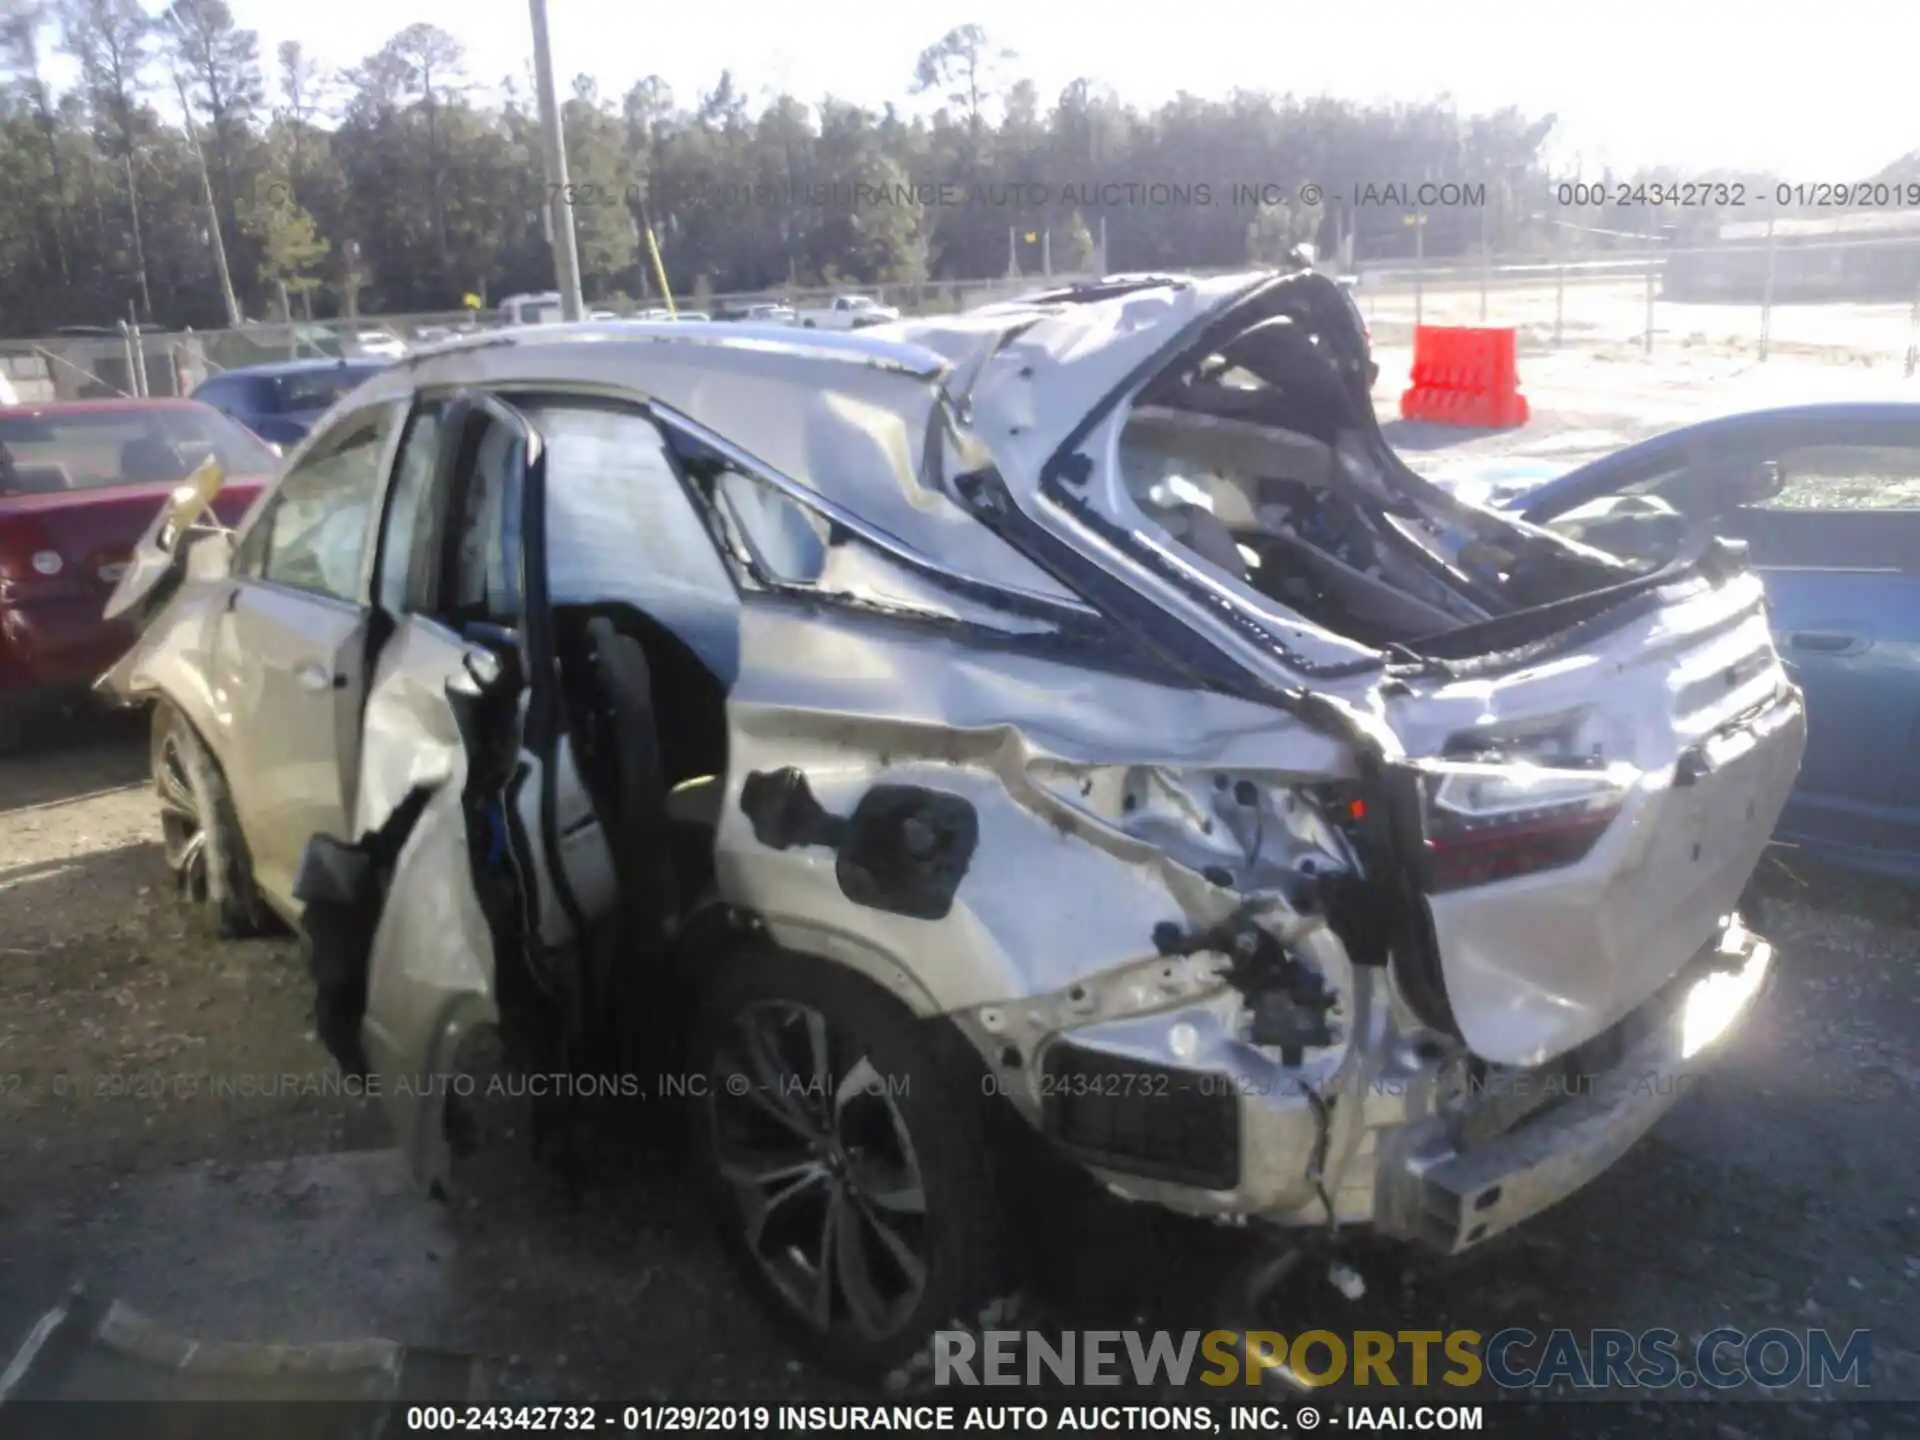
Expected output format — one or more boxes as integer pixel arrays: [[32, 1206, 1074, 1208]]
[[346, 396, 619, 1183], [212, 582, 367, 909], [1751, 561, 1920, 868], [353, 612, 485, 833], [1720, 448, 1920, 869], [351, 615, 513, 1188], [212, 405, 394, 907]]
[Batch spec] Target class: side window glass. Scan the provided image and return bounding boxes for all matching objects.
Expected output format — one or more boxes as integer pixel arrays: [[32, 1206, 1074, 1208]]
[[519, 401, 732, 607], [443, 421, 521, 624], [713, 469, 828, 583], [374, 403, 443, 613], [1759, 445, 1920, 512], [240, 408, 389, 600]]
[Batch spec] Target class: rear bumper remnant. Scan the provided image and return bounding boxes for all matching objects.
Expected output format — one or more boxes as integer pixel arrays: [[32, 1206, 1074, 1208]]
[[1372, 914, 1773, 1254]]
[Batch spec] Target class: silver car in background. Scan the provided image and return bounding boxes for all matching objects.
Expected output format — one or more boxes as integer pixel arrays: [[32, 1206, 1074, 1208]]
[[101, 270, 1801, 1378]]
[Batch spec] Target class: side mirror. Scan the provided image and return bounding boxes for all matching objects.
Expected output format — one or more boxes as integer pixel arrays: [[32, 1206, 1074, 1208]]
[[157, 456, 225, 551], [103, 457, 229, 625]]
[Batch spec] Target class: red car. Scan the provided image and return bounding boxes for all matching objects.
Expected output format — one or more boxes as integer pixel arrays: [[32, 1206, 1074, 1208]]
[[0, 399, 279, 749]]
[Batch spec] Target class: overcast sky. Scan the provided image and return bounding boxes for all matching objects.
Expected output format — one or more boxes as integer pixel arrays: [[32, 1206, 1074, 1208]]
[[128, 0, 1919, 181]]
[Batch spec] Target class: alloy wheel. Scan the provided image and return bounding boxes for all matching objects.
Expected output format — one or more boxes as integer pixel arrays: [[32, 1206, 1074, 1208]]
[[709, 999, 930, 1339], [155, 727, 210, 902]]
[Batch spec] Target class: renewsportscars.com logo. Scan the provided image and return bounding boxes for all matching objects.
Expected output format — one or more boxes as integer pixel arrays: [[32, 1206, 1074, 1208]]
[[932, 1328, 1873, 1391]]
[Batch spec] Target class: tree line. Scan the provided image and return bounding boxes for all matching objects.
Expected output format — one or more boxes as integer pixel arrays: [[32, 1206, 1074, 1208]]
[[0, 9, 1877, 336]]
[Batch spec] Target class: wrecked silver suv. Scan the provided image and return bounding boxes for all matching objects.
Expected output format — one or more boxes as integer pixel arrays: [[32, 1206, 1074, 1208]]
[[102, 270, 1802, 1376]]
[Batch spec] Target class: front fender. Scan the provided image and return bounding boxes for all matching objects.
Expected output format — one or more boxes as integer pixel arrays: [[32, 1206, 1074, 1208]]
[[97, 518, 236, 710], [92, 575, 233, 755], [95, 643, 149, 707]]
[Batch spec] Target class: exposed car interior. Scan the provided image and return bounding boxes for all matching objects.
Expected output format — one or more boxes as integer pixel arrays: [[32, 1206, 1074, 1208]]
[[379, 394, 739, 1115], [1118, 322, 1501, 645], [1110, 285, 1643, 651]]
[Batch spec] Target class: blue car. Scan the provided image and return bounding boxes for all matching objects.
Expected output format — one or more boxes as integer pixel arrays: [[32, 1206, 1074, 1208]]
[[190, 358, 390, 448], [1448, 402, 1920, 880]]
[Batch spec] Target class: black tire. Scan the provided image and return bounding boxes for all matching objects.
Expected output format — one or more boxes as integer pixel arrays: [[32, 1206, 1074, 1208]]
[[150, 701, 275, 938], [695, 946, 1011, 1380]]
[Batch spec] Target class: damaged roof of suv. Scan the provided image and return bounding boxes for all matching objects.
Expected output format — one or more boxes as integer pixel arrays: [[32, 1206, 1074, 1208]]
[[101, 268, 1803, 1379]]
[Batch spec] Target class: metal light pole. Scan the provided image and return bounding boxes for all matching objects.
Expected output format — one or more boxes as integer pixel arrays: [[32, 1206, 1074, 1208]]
[[1642, 206, 1656, 355], [127, 301, 148, 394], [1906, 278, 1919, 379], [529, 0, 584, 321], [343, 240, 363, 320], [162, 13, 241, 328], [1406, 212, 1427, 328], [1478, 201, 1489, 321], [119, 318, 141, 397], [1759, 217, 1777, 362], [1553, 218, 1567, 347]]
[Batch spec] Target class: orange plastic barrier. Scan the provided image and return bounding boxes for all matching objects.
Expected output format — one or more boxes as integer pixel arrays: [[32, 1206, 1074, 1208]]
[[1399, 325, 1530, 429]]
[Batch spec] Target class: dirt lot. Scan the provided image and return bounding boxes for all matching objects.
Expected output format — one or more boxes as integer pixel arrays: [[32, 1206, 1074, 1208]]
[[3, 701, 1920, 1432], [0, 716, 385, 1195]]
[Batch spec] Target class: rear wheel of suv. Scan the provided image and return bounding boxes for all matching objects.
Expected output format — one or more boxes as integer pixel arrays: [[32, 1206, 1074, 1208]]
[[696, 946, 1010, 1380], [151, 701, 274, 938]]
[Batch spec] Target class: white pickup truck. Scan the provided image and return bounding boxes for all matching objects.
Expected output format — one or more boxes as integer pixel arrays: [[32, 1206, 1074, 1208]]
[[793, 294, 900, 330]]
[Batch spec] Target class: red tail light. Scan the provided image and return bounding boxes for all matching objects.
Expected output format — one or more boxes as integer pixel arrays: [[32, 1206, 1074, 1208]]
[[1420, 763, 1635, 893]]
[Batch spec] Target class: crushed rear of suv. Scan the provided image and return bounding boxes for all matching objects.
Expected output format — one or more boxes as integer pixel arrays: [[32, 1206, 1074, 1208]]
[[103, 269, 1802, 1379]]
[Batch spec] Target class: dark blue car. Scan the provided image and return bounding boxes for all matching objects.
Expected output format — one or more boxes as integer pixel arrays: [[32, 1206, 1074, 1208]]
[[1448, 403, 1920, 880], [190, 358, 390, 448]]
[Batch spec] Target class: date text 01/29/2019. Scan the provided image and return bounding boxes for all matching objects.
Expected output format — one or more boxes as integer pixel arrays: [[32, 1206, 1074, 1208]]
[[1555, 179, 1920, 208]]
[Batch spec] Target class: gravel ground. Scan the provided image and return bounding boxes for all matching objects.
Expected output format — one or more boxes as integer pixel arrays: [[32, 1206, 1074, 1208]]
[[4, 565, 1919, 1437], [0, 713, 387, 1194]]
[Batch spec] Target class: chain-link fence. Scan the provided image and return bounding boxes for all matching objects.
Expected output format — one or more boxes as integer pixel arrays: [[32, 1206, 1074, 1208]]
[[0, 279, 1054, 402], [1353, 230, 1920, 374], [7, 227, 1917, 404]]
